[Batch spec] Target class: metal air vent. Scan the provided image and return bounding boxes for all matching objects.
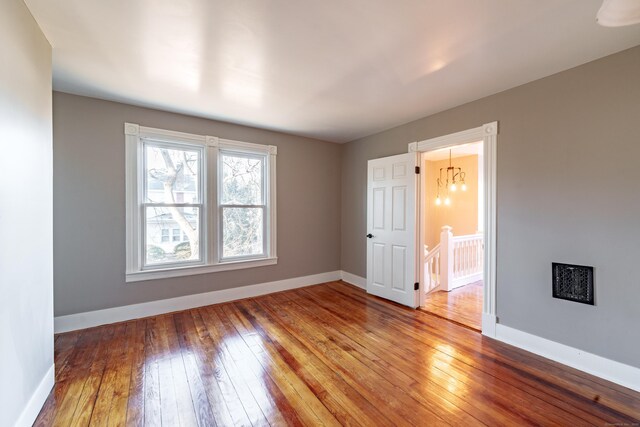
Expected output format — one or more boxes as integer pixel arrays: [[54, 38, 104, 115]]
[[552, 263, 594, 305]]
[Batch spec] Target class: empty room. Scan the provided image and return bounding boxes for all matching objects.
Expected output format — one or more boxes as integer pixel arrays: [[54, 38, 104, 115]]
[[2, 0, 640, 425]]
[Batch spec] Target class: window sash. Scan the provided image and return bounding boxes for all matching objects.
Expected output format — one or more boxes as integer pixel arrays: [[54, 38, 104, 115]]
[[218, 149, 268, 262], [219, 150, 267, 206], [219, 205, 267, 261], [141, 203, 204, 270], [140, 139, 206, 270], [143, 139, 204, 205]]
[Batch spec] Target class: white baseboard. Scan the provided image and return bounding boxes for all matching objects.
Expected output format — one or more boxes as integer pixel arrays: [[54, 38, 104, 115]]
[[494, 324, 640, 393], [55, 271, 341, 333], [451, 272, 483, 290], [340, 271, 366, 289], [353, 269, 638, 391], [15, 364, 54, 427], [481, 313, 497, 338], [53, 268, 640, 393]]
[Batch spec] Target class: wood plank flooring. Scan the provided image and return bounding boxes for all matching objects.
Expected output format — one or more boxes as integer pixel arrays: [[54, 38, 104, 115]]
[[422, 281, 483, 330], [35, 281, 640, 426]]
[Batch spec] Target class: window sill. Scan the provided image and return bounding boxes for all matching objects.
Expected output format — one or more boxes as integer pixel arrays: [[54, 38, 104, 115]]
[[126, 257, 278, 283]]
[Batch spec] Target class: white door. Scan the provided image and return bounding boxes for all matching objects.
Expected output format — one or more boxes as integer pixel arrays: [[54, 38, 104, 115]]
[[366, 153, 419, 308]]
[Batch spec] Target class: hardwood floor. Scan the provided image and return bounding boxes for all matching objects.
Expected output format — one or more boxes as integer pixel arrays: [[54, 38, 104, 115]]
[[36, 281, 639, 426], [421, 281, 483, 331]]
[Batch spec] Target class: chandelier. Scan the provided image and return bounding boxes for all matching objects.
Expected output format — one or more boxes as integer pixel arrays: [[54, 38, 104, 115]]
[[435, 150, 467, 206]]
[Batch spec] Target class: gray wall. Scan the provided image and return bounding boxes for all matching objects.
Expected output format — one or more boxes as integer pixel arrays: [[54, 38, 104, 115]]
[[53, 92, 341, 316], [0, 1, 54, 426], [341, 46, 640, 368]]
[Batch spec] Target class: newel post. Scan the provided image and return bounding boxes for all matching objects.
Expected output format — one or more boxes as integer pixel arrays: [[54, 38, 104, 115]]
[[440, 226, 454, 292]]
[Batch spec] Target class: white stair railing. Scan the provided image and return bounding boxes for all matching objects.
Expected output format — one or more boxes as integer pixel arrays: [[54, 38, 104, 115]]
[[451, 233, 483, 288], [424, 226, 483, 294], [424, 243, 441, 292]]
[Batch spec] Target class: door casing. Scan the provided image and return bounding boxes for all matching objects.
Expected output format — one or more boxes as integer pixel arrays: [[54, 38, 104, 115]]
[[410, 122, 498, 337]]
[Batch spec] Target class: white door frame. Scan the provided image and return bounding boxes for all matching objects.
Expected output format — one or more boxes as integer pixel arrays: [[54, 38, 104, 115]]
[[409, 121, 498, 337]]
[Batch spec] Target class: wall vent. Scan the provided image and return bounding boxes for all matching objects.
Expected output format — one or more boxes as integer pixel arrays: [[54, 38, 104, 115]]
[[552, 263, 594, 305]]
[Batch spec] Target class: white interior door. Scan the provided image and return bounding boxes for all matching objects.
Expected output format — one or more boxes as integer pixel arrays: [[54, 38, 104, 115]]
[[366, 152, 418, 308]]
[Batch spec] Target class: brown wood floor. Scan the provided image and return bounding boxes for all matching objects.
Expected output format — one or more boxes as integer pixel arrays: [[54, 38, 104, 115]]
[[422, 281, 483, 331], [36, 281, 640, 426]]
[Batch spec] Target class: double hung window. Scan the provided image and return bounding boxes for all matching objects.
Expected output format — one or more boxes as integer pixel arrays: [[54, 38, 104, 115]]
[[125, 123, 277, 282]]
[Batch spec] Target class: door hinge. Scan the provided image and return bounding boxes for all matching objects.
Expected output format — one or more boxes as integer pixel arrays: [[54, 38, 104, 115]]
[[415, 166, 420, 174], [414, 282, 419, 290]]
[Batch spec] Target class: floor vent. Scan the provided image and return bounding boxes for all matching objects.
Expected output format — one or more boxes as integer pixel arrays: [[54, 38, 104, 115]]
[[552, 263, 594, 305]]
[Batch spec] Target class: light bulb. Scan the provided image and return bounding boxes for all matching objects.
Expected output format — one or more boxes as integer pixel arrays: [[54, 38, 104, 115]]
[[435, 196, 441, 206], [444, 197, 451, 205], [461, 183, 467, 191], [450, 183, 457, 192]]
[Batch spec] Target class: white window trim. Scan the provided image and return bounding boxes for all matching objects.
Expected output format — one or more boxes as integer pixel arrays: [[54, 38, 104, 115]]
[[125, 123, 277, 283]]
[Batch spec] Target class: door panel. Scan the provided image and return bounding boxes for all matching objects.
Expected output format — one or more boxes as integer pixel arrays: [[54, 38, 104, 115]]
[[372, 243, 385, 288], [373, 166, 386, 181], [392, 245, 406, 291], [372, 187, 385, 230], [392, 162, 407, 179], [392, 186, 406, 231], [366, 152, 418, 308]]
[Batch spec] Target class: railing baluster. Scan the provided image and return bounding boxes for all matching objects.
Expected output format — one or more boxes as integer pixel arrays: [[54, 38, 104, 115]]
[[463, 242, 467, 275], [448, 234, 483, 282], [463, 241, 469, 276], [426, 233, 484, 293]]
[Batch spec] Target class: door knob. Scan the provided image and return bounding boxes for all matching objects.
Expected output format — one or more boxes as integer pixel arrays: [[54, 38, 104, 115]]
[[366, 233, 373, 238]]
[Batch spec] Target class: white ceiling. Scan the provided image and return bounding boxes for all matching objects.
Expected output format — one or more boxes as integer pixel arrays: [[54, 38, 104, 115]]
[[25, 0, 640, 143], [425, 142, 483, 161]]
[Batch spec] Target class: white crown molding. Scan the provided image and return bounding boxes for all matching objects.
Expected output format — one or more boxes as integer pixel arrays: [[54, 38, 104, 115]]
[[55, 271, 341, 333], [14, 364, 54, 427], [494, 324, 640, 392], [340, 271, 366, 289], [124, 122, 139, 136]]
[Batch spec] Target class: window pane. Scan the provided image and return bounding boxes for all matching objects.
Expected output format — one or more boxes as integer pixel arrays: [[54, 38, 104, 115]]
[[222, 207, 264, 258], [145, 144, 200, 204], [145, 206, 200, 265], [221, 153, 263, 205]]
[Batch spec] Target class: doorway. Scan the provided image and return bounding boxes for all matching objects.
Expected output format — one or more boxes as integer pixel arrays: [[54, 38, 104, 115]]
[[420, 142, 484, 331], [414, 121, 498, 337], [365, 122, 497, 337]]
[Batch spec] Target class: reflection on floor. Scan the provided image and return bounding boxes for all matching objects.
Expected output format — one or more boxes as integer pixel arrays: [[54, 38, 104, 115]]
[[36, 281, 640, 425], [421, 280, 483, 330], [37, 282, 640, 427]]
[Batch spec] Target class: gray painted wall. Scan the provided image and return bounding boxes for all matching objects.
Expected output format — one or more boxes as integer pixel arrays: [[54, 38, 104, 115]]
[[0, 1, 54, 426], [53, 92, 341, 316], [341, 46, 640, 368]]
